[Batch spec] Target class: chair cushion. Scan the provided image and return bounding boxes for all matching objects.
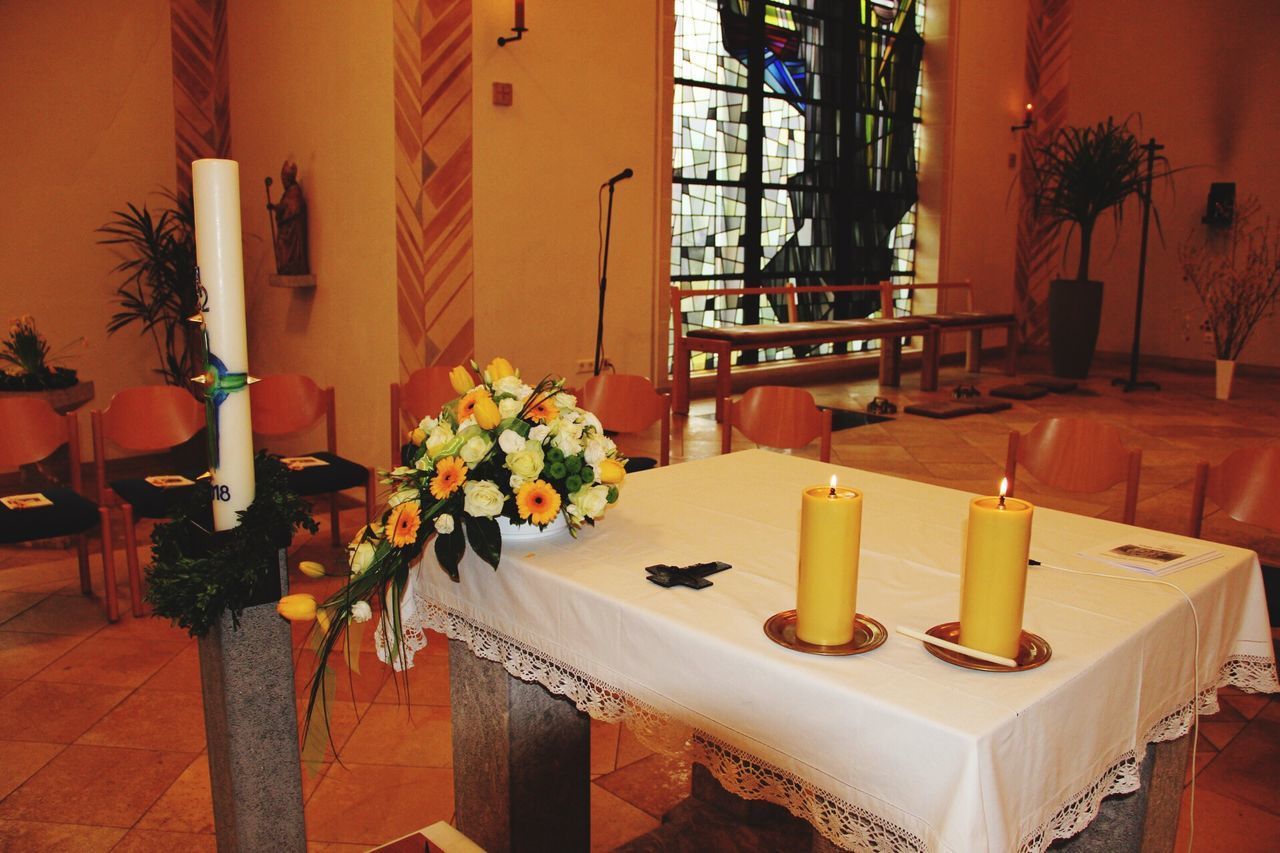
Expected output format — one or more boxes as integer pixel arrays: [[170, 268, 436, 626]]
[[913, 312, 1016, 328], [109, 477, 199, 520], [687, 317, 930, 347], [0, 487, 100, 544], [279, 451, 368, 497], [990, 384, 1049, 400], [626, 457, 658, 473]]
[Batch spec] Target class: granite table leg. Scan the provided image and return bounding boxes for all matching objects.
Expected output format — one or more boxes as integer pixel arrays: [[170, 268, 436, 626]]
[[449, 639, 591, 853], [197, 552, 306, 852]]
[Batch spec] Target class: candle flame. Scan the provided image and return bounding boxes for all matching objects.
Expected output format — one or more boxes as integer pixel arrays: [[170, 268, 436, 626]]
[[828, 474, 838, 497], [1024, 102, 1034, 112], [999, 477, 1008, 497]]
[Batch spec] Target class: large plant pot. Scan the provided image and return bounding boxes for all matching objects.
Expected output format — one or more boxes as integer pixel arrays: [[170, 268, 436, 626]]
[[1048, 279, 1104, 379]]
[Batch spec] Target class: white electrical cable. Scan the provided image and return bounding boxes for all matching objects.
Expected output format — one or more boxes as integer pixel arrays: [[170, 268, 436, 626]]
[[1031, 559, 1201, 852]]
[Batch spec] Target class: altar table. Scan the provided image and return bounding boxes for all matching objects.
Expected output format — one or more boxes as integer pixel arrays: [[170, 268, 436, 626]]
[[388, 450, 1277, 852]]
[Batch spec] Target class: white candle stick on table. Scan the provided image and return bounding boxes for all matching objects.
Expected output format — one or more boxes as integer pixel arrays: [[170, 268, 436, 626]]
[[192, 158, 255, 531], [897, 625, 1019, 668]]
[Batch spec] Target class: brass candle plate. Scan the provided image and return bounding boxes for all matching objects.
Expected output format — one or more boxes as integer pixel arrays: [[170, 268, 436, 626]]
[[923, 622, 1051, 672], [764, 610, 887, 656]]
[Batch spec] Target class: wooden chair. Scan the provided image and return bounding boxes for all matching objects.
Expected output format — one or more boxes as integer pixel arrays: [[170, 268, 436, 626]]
[[1005, 417, 1142, 525], [581, 373, 671, 471], [0, 398, 118, 619], [92, 386, 205, 617], [1188, 446, 1280, 538], [250, 374, 376, 545], [721, 386, 832, 462], [390, 366, 456, 468]]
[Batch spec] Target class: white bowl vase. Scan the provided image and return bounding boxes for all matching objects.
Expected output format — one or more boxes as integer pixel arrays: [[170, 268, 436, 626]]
[[496, 514, 569, 541], [1215, 359, 1236, 401]]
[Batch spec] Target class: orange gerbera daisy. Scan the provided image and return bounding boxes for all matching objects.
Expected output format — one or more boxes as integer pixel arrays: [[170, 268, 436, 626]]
[[386, 501, 422, 548], [515, 479, 562, 526], [457, 389, 491, 422], [430, 456, 468, 500], [525, 394, 559, 424]]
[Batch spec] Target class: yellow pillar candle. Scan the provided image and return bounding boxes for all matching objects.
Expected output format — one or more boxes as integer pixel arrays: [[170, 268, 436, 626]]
[[796, 477, 863, 645], [959, 480, 1033, 659]]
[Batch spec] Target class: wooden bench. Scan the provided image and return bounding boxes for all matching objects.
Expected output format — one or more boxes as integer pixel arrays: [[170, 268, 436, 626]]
[[878, 280, 1018, 377], [670, 284, 940, 419]]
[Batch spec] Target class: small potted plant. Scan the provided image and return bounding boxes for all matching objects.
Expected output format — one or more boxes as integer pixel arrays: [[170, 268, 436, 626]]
[[1027, 116, 1175, 378], [0, 316, 90, 411], [1179, 198, 1280, 399]]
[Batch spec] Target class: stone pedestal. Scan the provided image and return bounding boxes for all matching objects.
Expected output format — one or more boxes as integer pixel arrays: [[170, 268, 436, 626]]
[[449, 640, 590, 852], [197, 551, 306, 852]]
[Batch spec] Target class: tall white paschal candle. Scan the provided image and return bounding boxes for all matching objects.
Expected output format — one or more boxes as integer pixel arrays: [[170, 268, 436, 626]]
[[192, 159, 255, 530]]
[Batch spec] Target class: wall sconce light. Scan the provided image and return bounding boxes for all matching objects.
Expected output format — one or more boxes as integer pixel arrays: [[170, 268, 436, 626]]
[[498, 0, 527, 46], [1011, 102, 1034, 132]]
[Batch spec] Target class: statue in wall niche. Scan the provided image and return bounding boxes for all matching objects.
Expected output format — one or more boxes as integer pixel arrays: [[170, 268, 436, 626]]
[[265, 160, 309, 275]]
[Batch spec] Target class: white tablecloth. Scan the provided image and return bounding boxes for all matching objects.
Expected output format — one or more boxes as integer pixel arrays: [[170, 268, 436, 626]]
[[388, 449, 1277, 852]]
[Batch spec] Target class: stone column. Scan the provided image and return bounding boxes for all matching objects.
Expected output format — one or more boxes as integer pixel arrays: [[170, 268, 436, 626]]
[[197, 551, 306, 852], [449, 640, 590, 852]]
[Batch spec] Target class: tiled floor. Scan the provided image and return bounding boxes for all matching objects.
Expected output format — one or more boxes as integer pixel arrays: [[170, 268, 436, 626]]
[[1, 355, 1278, 851]]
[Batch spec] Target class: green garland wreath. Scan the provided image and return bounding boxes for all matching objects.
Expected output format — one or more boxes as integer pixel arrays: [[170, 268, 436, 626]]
[[146, 451, 319, 637]]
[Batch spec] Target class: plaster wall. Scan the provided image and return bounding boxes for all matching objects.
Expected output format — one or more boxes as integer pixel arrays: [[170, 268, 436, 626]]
[[0, 0, 176, 423], [471, 0, 664, 384], [227, 0, 397, 465]]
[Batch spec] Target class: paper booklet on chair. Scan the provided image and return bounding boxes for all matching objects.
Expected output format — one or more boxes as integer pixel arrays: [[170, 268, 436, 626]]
[[1, 493, 54, 510], [144, 475, 196, 489], [280, 456, 329, 469], [1079, 539, 1221, 576]]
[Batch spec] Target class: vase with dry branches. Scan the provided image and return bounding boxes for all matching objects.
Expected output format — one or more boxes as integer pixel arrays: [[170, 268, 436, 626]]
[[1180, 197, 1280, 399]]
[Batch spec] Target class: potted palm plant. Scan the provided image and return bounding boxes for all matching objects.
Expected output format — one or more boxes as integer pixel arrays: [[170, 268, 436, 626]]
[[1180, 198, 1280, 400], [1028, 117, 1173, 378], [99, 191, 202, 387]]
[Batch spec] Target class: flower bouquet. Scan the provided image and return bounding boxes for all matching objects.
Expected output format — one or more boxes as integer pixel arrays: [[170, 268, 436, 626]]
[[288, 358, 626, 736]]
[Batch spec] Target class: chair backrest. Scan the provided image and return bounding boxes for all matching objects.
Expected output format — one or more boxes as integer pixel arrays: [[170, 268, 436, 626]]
[[250, 374, 335, 449], [581, 373, 671, 467], [1006, 416, 1141, 524], [95, 386, 204, 453], [1188, 446, 1280, 538], [390, 366, 456, 466], [722, 385, 832, 462], [0, 397, 83, 491]]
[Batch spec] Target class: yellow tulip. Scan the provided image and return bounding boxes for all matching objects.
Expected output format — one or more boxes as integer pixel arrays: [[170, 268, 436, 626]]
[[409, 427, 427, 446], [473, 393, 502, 429], [276, 593, 317, 622], [449, 365, 475, 395], [298, 560, 326, 579], [598, 458, 626, 485], [485, 357, 516, 381]]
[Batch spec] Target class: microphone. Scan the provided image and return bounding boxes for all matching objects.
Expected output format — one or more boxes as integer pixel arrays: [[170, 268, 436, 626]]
[[603, 168, 634, 187]]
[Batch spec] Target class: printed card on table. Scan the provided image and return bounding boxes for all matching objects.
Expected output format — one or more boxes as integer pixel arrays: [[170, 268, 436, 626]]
[[1080, 539, 1220, 576], [1, 493, 54, 511], [145, 475, 196, 489], [281, 456, 329, 470]]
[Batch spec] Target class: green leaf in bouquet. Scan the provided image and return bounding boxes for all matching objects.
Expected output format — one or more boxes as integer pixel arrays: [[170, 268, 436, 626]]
[[434, 527, 465, 581], [463, 515, 502, 570]]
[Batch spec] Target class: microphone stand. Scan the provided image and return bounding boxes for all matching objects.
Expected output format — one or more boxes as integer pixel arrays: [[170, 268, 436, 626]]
[[1112, 138, 1163, 393], [594, 174, 627, 375]]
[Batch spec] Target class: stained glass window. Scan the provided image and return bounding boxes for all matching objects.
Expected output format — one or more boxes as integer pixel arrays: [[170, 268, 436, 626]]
[[672, 0, 925, 371]]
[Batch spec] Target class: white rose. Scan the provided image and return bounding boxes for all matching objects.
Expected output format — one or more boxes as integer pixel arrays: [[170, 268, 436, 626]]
[[434, 514, 455, 534], [349, 542, 376, 576], [349, 601, 372, 623], [388, 486, 418, 508], [425, 423, 455, 458], [581, 412, 602, 434], [459, 434, 493, 465], [553, 429, 583, 458], [571, 484, 610, 519], [417, 415, 438, 433], [498, 428, 526, 454], [509, 473, 526, 490], [463, 479, 505, 517], [493, 376, 529, 398], [456, 414, 477, 431], [554, 391, 577, 409], [498, 397, 522, 419], [583, 436, 610, 466], [528, 424, 551, 443], [506, 443, 545, 479]]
